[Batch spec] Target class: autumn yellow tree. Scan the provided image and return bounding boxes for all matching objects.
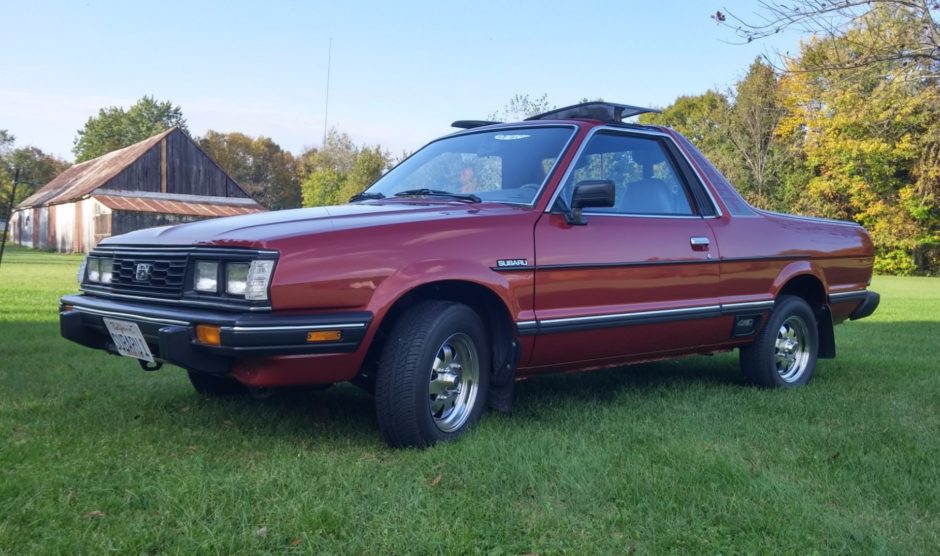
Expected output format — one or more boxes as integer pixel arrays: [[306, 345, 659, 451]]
[[777, 5, 940, 273]]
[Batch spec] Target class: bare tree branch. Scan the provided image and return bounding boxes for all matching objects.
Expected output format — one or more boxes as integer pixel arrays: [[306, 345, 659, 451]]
[[716, 1, 940, 72]]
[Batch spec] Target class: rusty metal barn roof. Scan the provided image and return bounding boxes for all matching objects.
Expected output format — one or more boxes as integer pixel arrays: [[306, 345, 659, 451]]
[[17, 128, 176, 209], [94, 194, 264, 218]]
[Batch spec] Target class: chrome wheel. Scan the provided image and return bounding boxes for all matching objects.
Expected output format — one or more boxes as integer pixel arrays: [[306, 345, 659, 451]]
[[428, 333, 480, 433], [774, 316, 811, 383], [376, 301, 490, 448]]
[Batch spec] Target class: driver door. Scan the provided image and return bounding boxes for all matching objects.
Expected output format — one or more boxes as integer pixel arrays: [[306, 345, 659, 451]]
[[529, 130, 725, 370]]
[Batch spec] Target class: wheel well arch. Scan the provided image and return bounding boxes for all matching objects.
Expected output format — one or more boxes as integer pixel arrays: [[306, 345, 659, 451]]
[[357, 280, 517, 389], [777, 274, 826, 310], [775, 273, 836, 359]]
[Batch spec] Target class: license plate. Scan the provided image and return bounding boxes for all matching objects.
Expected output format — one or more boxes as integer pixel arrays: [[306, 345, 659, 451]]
[[103, 318, 154, 362]]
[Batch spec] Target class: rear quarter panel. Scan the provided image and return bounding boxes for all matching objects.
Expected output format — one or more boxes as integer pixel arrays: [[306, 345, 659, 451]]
[[707, 211, 875, 322]]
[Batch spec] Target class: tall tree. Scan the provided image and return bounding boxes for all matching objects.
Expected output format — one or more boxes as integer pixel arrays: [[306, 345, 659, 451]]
[[0, 130, 15, 221], [640, 92, 729, 144], [73, 96, 187, 162], [1, 134, 69, 219], [776, 6, 940, 273], [0, 130, 13, 156], [345, 145, 391, 201], [642, 63, 796, 207], [299, 129, 391, 207], [724, 58, 795, 203], [639, 91, 748, 192], [197, 131, 301, 210]]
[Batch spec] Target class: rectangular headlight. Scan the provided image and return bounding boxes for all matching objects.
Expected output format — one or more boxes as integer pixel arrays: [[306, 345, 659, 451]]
[[194, 261, 219, 292], [86, 257, 101, 282], [245, 260, 275, 301], [99, 258, 114, 284], [225, 262, 249, 295]]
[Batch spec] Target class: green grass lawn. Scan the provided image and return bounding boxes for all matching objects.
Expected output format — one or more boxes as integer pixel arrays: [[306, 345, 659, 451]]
[[1, 245, 938, 554]]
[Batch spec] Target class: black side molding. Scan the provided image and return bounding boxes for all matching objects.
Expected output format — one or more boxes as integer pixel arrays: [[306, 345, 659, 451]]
[[849, 291, 880, 321], [537, 305, 723, 334]]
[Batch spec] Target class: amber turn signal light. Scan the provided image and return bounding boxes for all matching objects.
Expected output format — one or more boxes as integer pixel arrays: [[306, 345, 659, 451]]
[[195, 324, 222, 346], [307, 330, 342, 343]]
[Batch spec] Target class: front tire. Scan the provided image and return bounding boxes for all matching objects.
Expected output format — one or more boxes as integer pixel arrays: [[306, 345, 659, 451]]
[[740, 295, 819, 388], [375, 301, 490, 448]]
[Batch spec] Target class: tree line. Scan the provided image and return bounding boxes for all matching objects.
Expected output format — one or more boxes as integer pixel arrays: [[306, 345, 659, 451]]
[[644, 3, 939, 274]]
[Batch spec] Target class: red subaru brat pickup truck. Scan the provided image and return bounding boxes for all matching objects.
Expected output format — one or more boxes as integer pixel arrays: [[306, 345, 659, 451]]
[[60, 102, 880, 448]]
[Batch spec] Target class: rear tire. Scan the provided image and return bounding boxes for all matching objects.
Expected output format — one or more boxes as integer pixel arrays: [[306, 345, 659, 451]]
[[375, 301, 490, 448], [740, 295, 819, 388], [186, 370, 247, 397]]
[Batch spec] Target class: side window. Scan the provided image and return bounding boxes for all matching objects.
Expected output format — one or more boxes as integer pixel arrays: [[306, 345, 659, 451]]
[[562, 133, 695, 216]]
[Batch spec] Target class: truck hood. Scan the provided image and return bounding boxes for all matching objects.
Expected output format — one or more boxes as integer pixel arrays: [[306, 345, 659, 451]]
[[100, 201, 524, 248]]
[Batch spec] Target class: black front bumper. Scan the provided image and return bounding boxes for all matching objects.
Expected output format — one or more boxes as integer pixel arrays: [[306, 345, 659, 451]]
[[60, 294, 372, 375]]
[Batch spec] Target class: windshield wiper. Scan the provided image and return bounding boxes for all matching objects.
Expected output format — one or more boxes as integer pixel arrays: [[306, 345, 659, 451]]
[[393, 188, 481, 203], [349, 191, 385, 202]]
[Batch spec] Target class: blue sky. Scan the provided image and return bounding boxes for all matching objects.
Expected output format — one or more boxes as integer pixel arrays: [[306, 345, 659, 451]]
[[0, 0, 805, 161]]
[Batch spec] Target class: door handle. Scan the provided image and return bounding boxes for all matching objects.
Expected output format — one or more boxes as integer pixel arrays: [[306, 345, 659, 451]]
[[690, 237, 710, 247]]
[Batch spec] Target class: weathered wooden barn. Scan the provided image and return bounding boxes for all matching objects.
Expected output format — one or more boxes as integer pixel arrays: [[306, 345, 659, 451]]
[[9, 128, 265, 253]]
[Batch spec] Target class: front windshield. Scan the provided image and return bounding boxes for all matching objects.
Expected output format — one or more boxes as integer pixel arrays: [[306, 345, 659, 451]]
[[364, 126, 575, 205]]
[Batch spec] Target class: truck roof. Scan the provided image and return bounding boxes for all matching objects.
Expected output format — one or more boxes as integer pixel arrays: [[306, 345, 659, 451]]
[[452, 101, 662, 132]]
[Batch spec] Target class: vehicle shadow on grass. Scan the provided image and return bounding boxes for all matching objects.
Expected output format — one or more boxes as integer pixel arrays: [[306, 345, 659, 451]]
[[182, 383, 382, 445], [8, 319, 932, 446], [178, 356, 745, 445], [515, 353, 744, 403], [157, 318, 939, 450], [510, 318, 940, 411]]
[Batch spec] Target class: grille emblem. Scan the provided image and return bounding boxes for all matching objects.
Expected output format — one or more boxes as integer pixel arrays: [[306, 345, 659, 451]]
[[134, 263, 153, 282]]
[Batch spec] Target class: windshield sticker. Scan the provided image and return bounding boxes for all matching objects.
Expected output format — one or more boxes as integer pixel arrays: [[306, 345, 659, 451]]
[[494, 134, 530, 141]]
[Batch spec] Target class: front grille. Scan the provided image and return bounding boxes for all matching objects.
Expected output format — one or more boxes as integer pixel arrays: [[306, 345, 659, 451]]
[[84, 245, 278, 310], [111, 256, 188, 297]]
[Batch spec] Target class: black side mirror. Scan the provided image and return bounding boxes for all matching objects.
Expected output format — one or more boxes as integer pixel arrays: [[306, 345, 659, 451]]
[[562, 180, 615, 225]]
